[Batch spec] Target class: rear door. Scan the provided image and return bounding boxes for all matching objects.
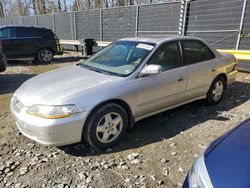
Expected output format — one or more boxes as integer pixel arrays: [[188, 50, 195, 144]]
[[38, 28, 57, 51], [14, 27, 38, 57], [180, 40, 217, 100], [136, 41, 188, 117]]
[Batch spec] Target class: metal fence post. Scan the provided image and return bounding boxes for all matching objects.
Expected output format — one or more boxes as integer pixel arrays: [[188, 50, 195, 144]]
[[135, 5, 139, 37], [179, 0, 185, 35], [35, 15, 38, 26], [19, 17, 22, 25], [100, 9, 103, 41], [236, 0, 247, 50], [52, 13, 55, 33], [70, 12, 74, 40], [74, 11, 77, 40], [182, 0, 189, 36]]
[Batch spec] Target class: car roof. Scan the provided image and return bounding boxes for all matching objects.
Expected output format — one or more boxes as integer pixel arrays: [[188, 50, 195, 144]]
[[118, 35, 203, 44], [0, 25, 51, 30]]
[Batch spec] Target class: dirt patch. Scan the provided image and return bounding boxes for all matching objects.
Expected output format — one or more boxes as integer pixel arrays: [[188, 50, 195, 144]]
[[0, 55, 250, 187]]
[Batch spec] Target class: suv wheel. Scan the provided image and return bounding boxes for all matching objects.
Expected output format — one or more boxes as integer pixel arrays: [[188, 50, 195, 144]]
[[38, 48, 53, 63], [207, 76, 226, 105], [83, 103, 128, 150]]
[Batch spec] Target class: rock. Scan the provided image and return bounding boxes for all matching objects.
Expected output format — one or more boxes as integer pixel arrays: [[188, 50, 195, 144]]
[[78, 172, 87, 180], [131, 159, 141, 165], [5, 181, 12, 186], [150, 175, 156, 180], [86, 176, 92, 184], [27, 143, 35, 149], [171, 151, 177, 156], [170, 142, 176, 147], [161, 158, 169, 164], [127, 153, 139, 161], [4, 167, 10, 173], [177, 167, 184, 173], [121, 165, 129, 170], [6, 160, 15, 167], [15, 183, 21, 188], [6, 171, 14, 177], [41, 158, 48, 163], [19, 167, 28, 176], [158, 180, 164, 185], [198, 144, 206, 149], [125, 178, 131, 182], [164, 170, 170, 176], [0, 165, 5, 171], [57, 183, 65, 188]]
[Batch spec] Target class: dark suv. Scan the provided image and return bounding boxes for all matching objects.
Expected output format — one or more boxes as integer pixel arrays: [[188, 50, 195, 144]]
[[0, 49, 7, 72], [0, 26, 63, 63]]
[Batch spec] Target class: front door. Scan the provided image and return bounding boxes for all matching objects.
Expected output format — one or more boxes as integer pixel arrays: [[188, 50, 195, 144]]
[[0, 27, 15, 58], [136, 41, 188, 117]]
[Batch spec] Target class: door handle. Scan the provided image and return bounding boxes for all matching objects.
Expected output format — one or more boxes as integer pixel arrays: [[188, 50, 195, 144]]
[[211, 69, 216, 72], [177, 78, 184, 82]]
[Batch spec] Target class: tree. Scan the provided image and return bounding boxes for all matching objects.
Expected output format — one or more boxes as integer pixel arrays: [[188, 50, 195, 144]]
[[0, 2, 4, 17]]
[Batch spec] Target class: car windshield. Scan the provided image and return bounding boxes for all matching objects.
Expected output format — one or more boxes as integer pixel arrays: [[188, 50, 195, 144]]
[[81, 41, 155, 77]]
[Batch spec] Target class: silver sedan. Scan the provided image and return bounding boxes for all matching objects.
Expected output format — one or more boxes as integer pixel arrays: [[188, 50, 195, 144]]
[[10, 36, 238, 149]]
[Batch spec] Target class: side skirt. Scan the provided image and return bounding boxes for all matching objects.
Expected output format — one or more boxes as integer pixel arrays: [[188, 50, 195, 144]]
[[134, 95, 206, 122]]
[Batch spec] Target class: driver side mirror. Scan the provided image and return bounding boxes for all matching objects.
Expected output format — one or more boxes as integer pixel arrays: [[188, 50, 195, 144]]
[[140, 64, 162, 77]]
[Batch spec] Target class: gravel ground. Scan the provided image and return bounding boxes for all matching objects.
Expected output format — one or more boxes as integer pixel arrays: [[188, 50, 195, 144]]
[[1, 53, 250, 188]]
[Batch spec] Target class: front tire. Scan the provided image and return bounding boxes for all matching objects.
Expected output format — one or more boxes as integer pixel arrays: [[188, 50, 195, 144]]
[[37, 48, 54, 63], [83, 103, 128, 150], [207, 76, 226, 105]]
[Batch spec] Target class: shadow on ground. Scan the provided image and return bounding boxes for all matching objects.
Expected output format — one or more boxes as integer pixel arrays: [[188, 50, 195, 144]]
[[0, 73, 36, 94], [59, 80, 250, 156], [6, 55, 82, 67]]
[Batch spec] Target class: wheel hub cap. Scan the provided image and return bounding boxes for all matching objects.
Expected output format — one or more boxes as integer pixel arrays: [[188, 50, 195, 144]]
[[96, 112, 123, 144], [212, 81, 224, 101]]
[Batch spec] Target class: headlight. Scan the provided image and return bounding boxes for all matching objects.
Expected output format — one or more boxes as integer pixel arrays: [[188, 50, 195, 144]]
[[27, 104, 75, 119], [188, 154, 213, 188]]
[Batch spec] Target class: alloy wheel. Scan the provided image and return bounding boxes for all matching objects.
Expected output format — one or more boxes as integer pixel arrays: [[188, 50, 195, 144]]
[[96, 112, 123, 144]]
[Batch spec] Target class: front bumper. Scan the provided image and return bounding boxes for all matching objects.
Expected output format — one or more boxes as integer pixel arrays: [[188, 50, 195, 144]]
[[10, 101, 87, 146]]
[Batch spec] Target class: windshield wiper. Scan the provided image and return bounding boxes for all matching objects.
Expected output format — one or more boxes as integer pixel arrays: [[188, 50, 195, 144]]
[[91, 68, 112, 75], [80, 64, 111, 75]]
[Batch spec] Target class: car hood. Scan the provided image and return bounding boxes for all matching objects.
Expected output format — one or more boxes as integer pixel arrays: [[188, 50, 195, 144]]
[[15, 65, 122, 106], [204, 120, 250, 188]]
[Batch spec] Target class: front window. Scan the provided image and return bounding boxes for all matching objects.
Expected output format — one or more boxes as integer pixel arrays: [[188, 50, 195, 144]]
[[147, 41, 182, 71], [81, 41, 155, 76]]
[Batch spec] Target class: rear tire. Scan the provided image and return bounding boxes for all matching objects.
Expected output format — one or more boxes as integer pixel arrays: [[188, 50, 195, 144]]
[[207, 76, 226, 105], [83, 103, 128, 150], [37, 48, 54, 63]]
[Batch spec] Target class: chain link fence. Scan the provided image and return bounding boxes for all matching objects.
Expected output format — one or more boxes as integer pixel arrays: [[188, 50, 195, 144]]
[[184, 0, 248, 50], [0, 0, 249, 50]]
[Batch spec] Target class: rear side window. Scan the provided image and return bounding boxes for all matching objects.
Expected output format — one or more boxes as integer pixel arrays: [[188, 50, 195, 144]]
[[182, 40, 215, 65], [15, 27, 33, 37], [32, 28, 41, 37], [38, 29, 54, 39], [0, 28, 14, 38]]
